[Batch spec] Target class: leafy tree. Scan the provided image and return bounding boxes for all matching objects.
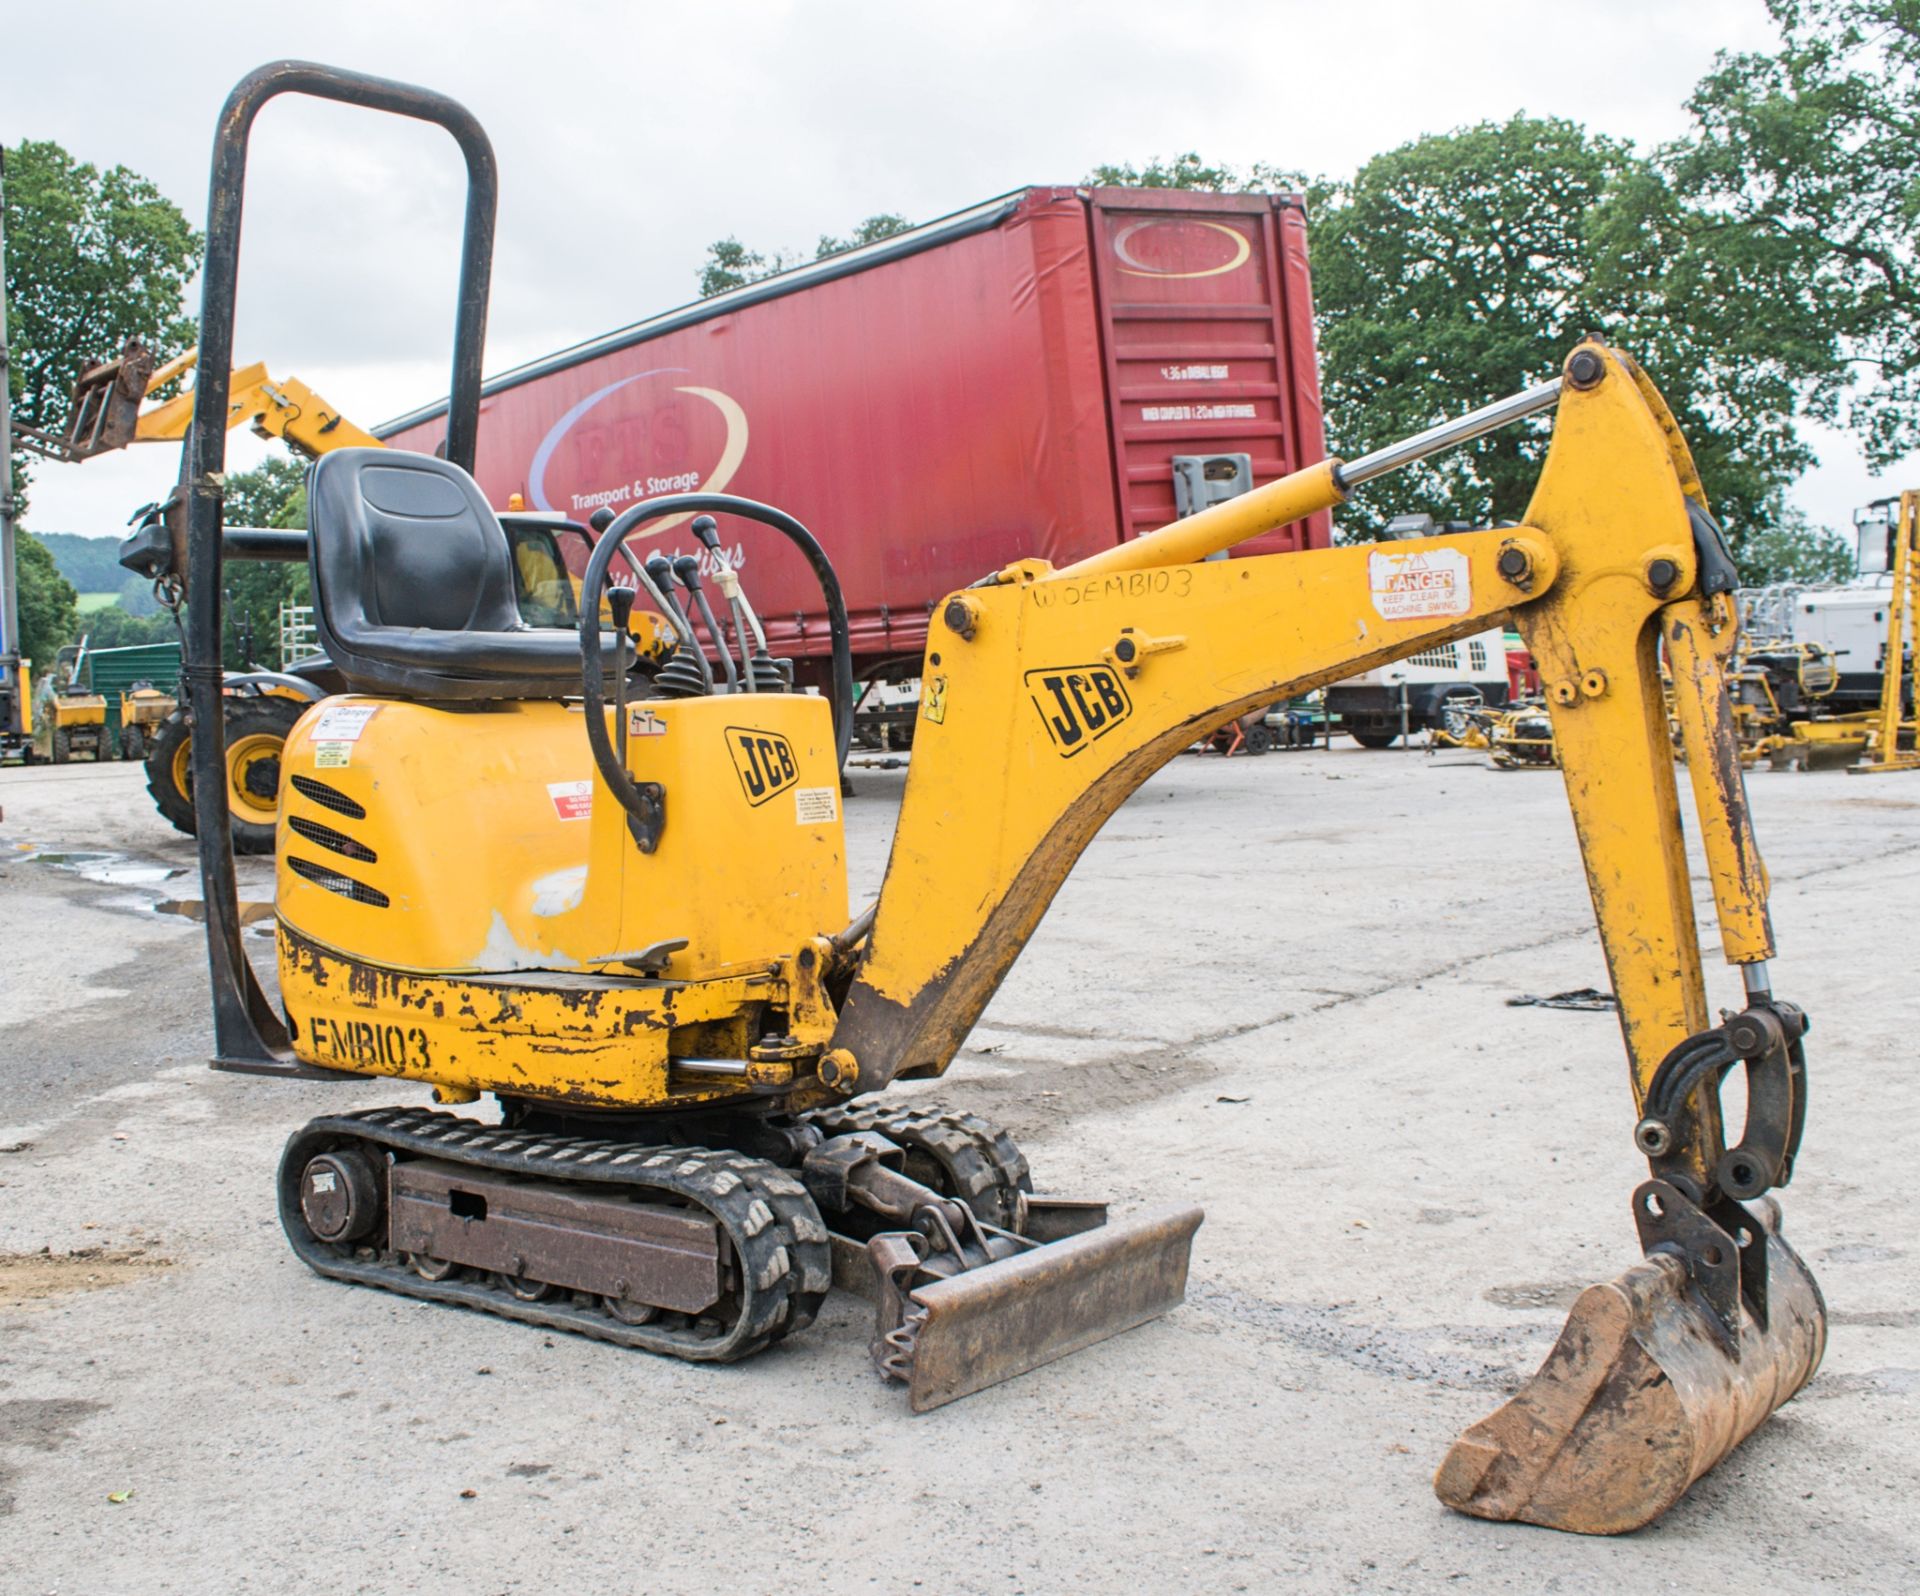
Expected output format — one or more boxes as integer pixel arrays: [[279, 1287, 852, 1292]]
[[3, 140, 200, 511], [698, 236, 800, 298], [816, 213, 912, 258], [1302, 115, 1812, 567], [1735, 506, 1856, 586], [219, 457, 310, 668], [697, 213, 915, 297], [1670, 0, 1920, 468], [1085, 152, 1293, 192], [78, 603, 176, 650], [15, 533, 76, 671]]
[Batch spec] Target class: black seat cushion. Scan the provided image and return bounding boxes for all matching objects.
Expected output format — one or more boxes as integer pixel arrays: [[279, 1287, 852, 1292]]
[[307, 448, 592, 700]]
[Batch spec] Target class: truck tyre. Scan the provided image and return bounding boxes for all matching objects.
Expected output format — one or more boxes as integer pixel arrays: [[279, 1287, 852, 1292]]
[[1350, 726, 1399, 749], [144, 696, 304, 854], [50, 726, 71, 764]]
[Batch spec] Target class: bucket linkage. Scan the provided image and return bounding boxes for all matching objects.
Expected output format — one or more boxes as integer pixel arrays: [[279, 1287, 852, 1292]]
[[1437, 997, 1825, 1534]]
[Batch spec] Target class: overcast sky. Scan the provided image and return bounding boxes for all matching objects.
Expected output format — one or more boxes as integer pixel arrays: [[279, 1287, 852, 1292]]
[[6, 0, 1906, 542]]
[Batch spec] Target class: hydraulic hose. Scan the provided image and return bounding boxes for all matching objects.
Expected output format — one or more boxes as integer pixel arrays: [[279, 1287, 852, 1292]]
[[577, 493, 855, 840]]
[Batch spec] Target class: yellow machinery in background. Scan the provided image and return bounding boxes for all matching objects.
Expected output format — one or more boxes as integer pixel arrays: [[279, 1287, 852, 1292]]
[[172, 63, 1828, 1546], [1432, 695, 1560, 768], [117, 684, 178, 763], [21, 338, 380, 464], [1853, 489, 1920, 774], [37, 641, 109, 763]]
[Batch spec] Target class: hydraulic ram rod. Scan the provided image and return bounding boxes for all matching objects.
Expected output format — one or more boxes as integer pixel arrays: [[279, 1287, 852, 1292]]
[[1059, 377, 1565, 581]]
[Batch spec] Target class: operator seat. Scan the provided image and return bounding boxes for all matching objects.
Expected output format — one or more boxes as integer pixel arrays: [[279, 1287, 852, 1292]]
[[307, 447, 594, 701]]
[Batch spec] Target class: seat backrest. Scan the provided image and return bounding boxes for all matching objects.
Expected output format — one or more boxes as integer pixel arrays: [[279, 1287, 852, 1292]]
[[304, 448, 592, 701], [309, 449, 521, 638]]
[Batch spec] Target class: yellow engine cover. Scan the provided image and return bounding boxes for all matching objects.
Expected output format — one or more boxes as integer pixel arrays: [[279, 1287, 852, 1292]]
[[272, 692, 847, 1104]]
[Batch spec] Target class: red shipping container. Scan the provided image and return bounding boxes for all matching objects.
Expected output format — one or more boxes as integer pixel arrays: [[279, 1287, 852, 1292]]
[[380, 185, 1331, 682]]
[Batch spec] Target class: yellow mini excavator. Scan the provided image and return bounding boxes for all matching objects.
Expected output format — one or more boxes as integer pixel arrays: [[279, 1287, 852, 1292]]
[[168, 63, 1825, 1539]]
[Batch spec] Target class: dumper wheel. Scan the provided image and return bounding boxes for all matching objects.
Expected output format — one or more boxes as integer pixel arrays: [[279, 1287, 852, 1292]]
[[50, 727, 71, 765], [122, 725, 145, 762], [801, 1101, 1033, 1232], [145, 697, 304, 853]]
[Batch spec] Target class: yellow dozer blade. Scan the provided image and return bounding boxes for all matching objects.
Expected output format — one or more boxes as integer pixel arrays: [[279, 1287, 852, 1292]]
[[852, 1202, 1204, 1412], [1435, 1192, 1826, 1534]]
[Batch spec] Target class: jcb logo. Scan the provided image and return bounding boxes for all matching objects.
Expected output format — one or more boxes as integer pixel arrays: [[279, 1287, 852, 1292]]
[[1025, 665, 1132, 757], [727, 726, 799, 805]]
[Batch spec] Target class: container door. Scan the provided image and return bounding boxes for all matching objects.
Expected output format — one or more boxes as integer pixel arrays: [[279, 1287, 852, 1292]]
[[1087, 189, 1332, 556]]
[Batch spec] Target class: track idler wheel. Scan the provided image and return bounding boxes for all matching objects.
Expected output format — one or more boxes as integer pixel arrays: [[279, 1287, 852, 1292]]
[[1434, 1192, 1826, 1534]]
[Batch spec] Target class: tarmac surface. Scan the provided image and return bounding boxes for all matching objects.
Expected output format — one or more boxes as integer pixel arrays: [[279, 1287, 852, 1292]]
[[1, 747, 1916, 1594]]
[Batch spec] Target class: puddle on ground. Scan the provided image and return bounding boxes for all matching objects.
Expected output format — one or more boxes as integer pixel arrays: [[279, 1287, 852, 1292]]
[[26, 850, 187, 888], [0, 1246, 172, 1309], [24, 849, 273, 928], [153, 898, 277, 928]]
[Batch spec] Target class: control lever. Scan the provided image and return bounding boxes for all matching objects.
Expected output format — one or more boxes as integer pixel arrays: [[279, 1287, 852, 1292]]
[[606, 584, 636, 765], [643, 553, 713, 692], [691, 514, 760, 690], [586, 507, 690, 659], [674, 554, 741, 693]]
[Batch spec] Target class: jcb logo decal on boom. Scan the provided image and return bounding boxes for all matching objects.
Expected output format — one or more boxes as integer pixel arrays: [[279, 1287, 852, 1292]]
[[1025, 666, 1132, 757], [727, 727, 799, 805]]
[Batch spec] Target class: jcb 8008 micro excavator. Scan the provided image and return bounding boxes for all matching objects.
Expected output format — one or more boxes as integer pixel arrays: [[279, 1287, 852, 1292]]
[[166, 63, 1825, 1538]]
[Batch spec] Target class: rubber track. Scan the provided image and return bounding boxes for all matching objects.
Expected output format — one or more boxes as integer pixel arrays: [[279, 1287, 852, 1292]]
[[801, 1101, 1033, 1230], [279, 1106, 832, 1363]]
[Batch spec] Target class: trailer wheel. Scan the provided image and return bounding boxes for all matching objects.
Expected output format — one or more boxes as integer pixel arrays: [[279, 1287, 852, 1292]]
[[1349, 726, 1399, 749], [50, 726, 71, 764], [1243, 723, 1276, 756], [144, 697, 304, 853]]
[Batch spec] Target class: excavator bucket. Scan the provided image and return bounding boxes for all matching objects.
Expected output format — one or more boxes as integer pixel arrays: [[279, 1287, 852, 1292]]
[[1435, 1196, 1826, 1534], [865, 1204, 1204, 1412]]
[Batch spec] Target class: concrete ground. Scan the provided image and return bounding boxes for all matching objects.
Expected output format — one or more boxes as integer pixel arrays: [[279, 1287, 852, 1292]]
[[1, 747, 1915, 1594]]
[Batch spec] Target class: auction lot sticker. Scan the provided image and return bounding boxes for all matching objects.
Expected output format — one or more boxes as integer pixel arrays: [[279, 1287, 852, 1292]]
[[1369, 547, 1471, 620]]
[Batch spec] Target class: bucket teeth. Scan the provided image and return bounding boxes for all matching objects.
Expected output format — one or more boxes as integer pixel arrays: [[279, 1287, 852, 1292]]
[[1435, 1197, 1826, 1534]]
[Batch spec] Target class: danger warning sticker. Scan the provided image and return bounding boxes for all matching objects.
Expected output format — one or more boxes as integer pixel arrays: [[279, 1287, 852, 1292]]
[[547, 779, 593, 821], [311, 704, 378, 743], [1369, 547, 1471, 621]]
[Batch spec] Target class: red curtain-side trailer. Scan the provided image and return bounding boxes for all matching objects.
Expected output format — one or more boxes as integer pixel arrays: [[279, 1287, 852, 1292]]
[[380, 185, 1332, 683]]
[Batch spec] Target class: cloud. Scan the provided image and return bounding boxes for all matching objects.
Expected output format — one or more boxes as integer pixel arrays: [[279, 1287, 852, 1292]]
[[11, 0, 1908, 537]]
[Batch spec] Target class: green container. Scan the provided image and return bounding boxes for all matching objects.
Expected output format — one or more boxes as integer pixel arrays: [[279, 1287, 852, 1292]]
[[80, 642, 183, 755]]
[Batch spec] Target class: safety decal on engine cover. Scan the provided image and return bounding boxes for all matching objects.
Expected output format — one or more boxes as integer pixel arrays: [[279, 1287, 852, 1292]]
[[547, 779, 593, 821], [1369, 547, 1471, 621], [312, 704, 378, 742]]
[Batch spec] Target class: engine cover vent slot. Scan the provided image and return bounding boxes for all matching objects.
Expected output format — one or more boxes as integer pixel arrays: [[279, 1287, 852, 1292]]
[[287, 815, 377, 863], [290, 774, 367, 820], [288, 855, 390, 908]]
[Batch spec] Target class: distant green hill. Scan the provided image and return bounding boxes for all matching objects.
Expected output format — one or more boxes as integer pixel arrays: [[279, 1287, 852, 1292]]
[[33, 531, 127, 593]]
